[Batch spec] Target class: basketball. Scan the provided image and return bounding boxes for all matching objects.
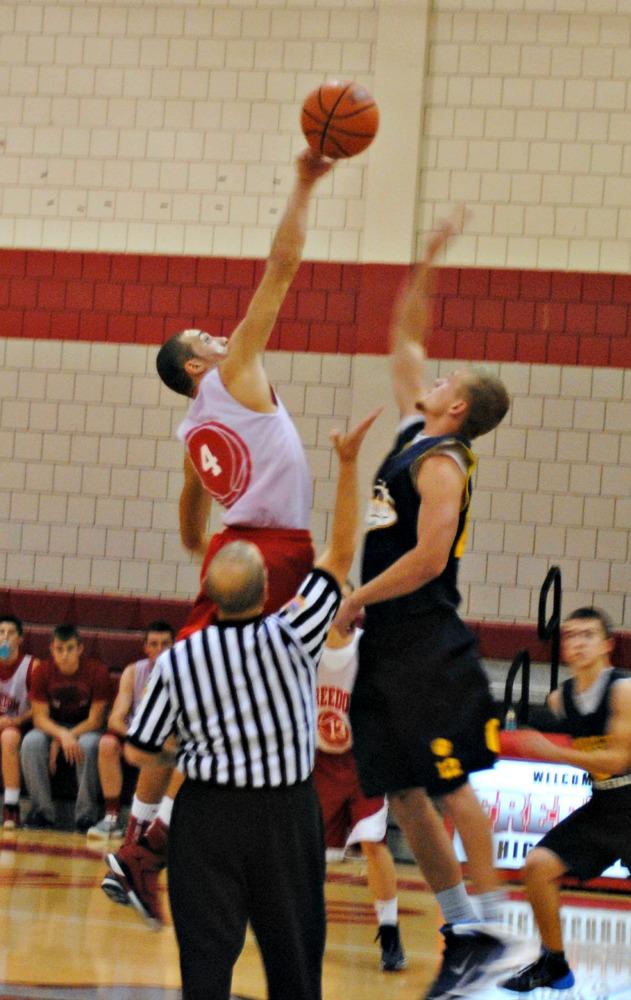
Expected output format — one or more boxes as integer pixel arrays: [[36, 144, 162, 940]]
[[300, 81, 379, 159]]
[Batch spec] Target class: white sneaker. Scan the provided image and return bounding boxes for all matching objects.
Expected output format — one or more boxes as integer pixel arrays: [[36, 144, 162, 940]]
[[87, 814, 124, 839]]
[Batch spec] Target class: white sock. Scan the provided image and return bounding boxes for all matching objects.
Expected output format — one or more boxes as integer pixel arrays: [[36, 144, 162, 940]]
[[436, 883, 478, 925], [3, 788, 20, 806], [157, 795, 174, 828], [374, 897, 398, 926], [131, 795, 160, 825], [478, 889, 507, 923]]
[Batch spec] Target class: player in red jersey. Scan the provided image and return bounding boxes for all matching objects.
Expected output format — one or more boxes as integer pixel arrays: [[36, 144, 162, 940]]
[[159, 147, 334, 637], [314, 586, 406, 973], [102, 149, 335, 926], [22, 625, 110, 831], [0, 615, 39, 828]]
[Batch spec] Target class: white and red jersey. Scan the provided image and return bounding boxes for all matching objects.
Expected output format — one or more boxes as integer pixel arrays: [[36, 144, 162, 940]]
[[0, 654, 33, 718], [123, 658, 155, 726], [177, 368, 311, 530], [132, 658, 154, 715], [316, 630, 361, 755]]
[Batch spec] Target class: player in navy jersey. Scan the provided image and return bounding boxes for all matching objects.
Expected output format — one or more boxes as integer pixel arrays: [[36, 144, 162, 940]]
[[334, 217, 522, 999], [501, 607, 631, 992]]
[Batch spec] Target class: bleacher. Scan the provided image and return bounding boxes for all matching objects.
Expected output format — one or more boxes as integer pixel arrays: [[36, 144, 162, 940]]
[[3, 573, 630, 831], [0, 587, 191, 824], [0, 586, 190, 675]]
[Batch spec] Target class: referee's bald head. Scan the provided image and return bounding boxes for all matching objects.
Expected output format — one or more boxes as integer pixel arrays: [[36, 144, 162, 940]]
[[206, 541, 267, 617]]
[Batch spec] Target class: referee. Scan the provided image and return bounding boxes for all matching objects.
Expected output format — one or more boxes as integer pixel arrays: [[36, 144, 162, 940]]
[[124, 409, 379, 1000]]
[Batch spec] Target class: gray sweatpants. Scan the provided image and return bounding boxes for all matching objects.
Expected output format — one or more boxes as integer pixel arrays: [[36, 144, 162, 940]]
[[20, 728, 101, 826]]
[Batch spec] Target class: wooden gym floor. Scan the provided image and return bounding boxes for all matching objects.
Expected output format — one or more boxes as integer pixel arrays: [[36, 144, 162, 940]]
[[0, 828, 630, 999]]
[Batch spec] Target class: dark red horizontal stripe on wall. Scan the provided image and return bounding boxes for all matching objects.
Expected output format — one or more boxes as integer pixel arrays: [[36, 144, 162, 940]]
[[1, 249, 631, 365]]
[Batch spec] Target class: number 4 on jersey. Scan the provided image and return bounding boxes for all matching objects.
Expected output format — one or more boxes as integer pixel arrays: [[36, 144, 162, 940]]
[[200, 444, 222, 477]]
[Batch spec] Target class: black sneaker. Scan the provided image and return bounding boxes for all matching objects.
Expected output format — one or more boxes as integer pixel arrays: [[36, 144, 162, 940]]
[[376, 923, 407, 971], [500, 951, 575, 992], [23, 809, 55, 830], [75, 815, 98, 834], [425, 923, 507, 999]]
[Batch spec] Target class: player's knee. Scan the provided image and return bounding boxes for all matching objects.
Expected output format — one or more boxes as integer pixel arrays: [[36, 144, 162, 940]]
[[0, 727, 21, 752], [99, 734, 122, 759], [524, 847, 558, 882]]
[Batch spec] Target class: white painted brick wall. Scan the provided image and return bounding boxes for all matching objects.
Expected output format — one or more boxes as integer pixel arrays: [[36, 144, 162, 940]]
[[2, 0, 631, 269], [421, 1, 631, 271], [0, 0, 376, 259]]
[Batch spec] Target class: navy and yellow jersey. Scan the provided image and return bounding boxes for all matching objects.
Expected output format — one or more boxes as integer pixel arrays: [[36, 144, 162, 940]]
[[560, 668, 631, 783], [360, 417, 476, 629]]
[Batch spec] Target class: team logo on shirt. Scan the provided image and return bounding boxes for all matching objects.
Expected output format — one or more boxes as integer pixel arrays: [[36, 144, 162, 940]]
[[0, 693, 19, 715], [365, 480, 397, 531], [186, 421, 252, 507], [317, 708, 352, 753]]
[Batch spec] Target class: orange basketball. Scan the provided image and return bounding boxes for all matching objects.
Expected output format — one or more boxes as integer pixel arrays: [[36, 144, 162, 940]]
[[300, 81, 379, 159]]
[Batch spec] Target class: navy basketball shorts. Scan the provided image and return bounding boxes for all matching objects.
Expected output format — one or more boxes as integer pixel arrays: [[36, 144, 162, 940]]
[[537, 785, 631, 881], [349, 609, 499, 799]]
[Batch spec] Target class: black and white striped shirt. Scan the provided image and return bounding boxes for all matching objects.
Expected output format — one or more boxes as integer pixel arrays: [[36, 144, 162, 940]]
[[127, 569, 340, 788]]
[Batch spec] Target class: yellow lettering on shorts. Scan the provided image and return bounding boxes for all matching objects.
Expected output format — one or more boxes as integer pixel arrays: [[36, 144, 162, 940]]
[[485, 718, 501, 754], [436, 757, 464, 780], [430, 737, 453, 757]]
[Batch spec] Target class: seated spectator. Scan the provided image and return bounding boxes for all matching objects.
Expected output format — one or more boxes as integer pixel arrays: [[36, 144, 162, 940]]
[[0, 615, 40, 829], [88, 621, 175, 840], [21, 625, 110, 831]]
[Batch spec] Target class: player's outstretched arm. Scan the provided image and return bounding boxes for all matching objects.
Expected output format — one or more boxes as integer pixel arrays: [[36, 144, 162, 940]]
[[106, 664, 136, 738], [179, 454, 212, 557], [221, 150, 334, 410], [316, 408, 381, 587], [391, 210, 466, 418], [516, 679, 631, 776]]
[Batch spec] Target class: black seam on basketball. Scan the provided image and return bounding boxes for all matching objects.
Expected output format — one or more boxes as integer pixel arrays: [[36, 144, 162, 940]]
[[325, 126, 376, 138], [323, 134, 351, 157], [320, 83, 353, 154], [324, 102, 376, 121], [301, 107, 325, 126]]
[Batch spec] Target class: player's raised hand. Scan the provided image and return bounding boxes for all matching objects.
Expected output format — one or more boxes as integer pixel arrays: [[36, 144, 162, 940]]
[[296, 147, 335, 185], [424, 206, 472, 264], [330, 407, 382, 464], [333, 593, 364, 636]]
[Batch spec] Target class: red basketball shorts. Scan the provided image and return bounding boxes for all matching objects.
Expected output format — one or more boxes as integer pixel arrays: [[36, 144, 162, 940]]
[[178, 525, 315, 639], [313, 749, 388, 850]]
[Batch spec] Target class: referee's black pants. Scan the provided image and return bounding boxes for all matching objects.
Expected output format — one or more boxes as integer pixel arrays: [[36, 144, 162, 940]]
[[168, 777, 326, 1000]]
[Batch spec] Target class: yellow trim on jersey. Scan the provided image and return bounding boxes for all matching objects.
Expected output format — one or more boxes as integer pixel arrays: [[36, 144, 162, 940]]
[[408, 438, 477, 512], [454, 506, 471, 559]]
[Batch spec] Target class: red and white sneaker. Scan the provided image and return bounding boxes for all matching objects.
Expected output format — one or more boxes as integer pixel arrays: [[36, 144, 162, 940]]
[[143, 816, 169, 856], [123, 814, 150, 846], [101, 842, 166, 929], [2, 804, 20, 829]]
